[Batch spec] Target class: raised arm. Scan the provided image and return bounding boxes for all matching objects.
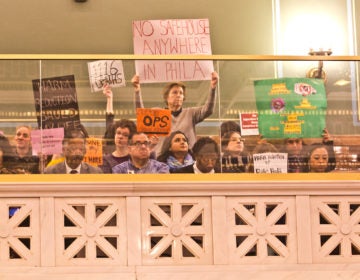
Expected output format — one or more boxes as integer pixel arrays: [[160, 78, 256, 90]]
[[103, 84, 115, 136], [131, 74, 144, 109], [193, 71, 219, 122], [103, 83, 113, 114]]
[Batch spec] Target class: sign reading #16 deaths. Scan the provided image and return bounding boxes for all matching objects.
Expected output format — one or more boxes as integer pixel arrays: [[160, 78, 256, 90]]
[[136, 108, 171, 136], [32, 75, 81, 130], [254, 77, 327, 139], [133, 18, 214, 83], [87, 60, 126, 92]]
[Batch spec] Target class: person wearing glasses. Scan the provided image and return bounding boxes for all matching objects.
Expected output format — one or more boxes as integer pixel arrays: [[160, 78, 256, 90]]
[[112, 132, 169, 174], [100, 119, 137, 173], [221, 131, 251, 173], [172, 136, 220, 174], [131, 72, 219, 157]]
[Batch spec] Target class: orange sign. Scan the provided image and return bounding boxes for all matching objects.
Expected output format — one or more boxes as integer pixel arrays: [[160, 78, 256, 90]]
[[83, 137, 103, 166], [136, 108, 171, 135]]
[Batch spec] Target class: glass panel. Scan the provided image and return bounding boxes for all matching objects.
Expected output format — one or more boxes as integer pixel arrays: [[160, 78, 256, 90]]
[[0, 58, 360, 174]]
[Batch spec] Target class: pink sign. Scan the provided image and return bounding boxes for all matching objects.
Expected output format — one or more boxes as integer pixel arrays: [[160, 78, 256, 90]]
[[133, 19, 214, 83], [31, 127, 64, 155]]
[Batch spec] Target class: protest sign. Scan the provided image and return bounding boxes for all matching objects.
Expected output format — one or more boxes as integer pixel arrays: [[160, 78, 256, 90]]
[[133, 19, 214, 83], [87, 60, 126, 92], [252, 152, 288, 173], [31, 127, 64, 156], [254, 78, 327, 139], [83, 137, 103, 166], [136, 108, 171, 135], [239, 113, 259, 136], [32, 75, 81, 130]]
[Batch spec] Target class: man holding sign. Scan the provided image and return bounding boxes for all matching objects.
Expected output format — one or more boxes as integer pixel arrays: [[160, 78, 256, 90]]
[[131, 71, 218, 156]]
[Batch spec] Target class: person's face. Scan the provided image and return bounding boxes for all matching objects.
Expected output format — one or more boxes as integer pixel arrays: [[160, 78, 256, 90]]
[[170, 133, 188, 153], [0, 149, 3, 166], [195, 143, 218, 173], [63, 138, 86, 169], [166, 86, 184, 109], [309, 147, 329, 172], [285, 138, 303, 156], [226, 132, 244, 154], [129, 134, 151, 161], [114, 127, 130, 148], [15, 127, 31, 150]]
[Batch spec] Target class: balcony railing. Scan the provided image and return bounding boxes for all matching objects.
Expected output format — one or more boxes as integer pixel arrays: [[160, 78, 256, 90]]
[[1, 174, 360, 279]]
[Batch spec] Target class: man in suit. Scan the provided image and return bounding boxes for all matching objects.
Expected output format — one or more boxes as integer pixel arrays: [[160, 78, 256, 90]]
[[44, 128, 102, 174], [172, 136, 220, 174]]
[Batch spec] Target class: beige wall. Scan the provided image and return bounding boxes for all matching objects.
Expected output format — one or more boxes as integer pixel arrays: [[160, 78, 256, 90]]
[[0, 0, 273, 54]]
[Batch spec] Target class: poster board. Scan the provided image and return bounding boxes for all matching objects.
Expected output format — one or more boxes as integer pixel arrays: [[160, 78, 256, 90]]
[[87, 60, 126, 92], [32, 75, 81, 130], [254, 78, 327, 139], [136, 108, 171, 135], [133, 19, 214, 83]]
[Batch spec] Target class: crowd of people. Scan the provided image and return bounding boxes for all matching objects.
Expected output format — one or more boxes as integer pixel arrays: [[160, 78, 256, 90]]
[[0, 72, 344, 175]]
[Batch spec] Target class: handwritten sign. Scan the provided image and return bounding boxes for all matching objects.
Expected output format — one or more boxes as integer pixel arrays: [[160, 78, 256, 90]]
[[133, 19, 214, 83], [31, 127, 64, 155], [239, 113, 259, 136], [32, 75, 81, 130], [87, 60, 126, 92], [83, 137, 103, 166], [136, 108, 171, 135], [252, 152, 288, 173]]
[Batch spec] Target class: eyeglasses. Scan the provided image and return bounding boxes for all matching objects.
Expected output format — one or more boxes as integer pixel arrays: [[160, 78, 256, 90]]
[[131, 141, 151, 148]]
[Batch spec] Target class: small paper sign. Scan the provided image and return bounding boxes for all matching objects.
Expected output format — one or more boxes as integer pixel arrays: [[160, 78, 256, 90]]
[[31, 128, 64, 155], [83, 137, 103, 166], [239, 113, 259, 136], [252, 152, 288, 173]]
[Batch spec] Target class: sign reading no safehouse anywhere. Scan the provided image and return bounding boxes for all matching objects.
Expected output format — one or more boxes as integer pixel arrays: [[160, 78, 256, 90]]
[[133, 18, 214, 83]]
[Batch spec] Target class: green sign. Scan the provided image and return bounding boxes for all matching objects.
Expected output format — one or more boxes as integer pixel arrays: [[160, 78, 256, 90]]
[[254, 78, 327, 139]]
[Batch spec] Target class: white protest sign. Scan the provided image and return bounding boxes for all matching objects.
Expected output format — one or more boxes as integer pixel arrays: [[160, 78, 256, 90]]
[[252, 152, 288, 173], [133, 19, 214, 83], [87, 60, 126, 92], [31, 127, 64, 155]]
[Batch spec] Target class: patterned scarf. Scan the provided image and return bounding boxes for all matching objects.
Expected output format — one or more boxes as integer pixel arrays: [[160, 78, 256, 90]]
[[167, 153, 194, 169]]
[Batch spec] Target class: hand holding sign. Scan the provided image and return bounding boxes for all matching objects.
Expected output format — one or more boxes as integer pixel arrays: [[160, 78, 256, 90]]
[[133, 19, 214, 83], [88, 60, 126, 92], [131, 75, 141, 92]]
